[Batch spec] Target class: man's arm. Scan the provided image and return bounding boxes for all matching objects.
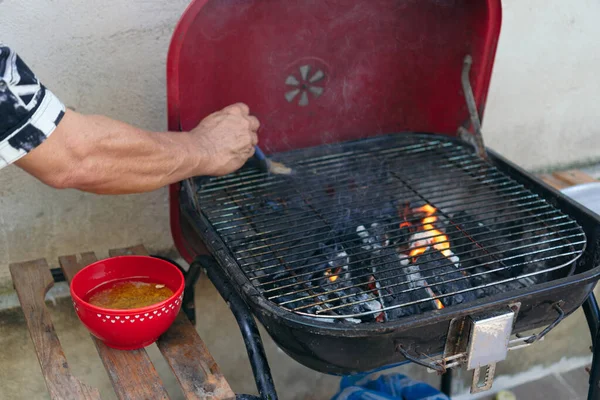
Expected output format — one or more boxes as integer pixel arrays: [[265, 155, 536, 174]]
[[15, 104, 259, 194], [0, 43, 258, 194]]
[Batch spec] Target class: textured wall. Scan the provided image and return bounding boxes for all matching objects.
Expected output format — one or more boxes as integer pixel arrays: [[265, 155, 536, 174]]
[[0, 0, 599, 289], [0, 0, 192, 289], [484, 0, 600, 170]]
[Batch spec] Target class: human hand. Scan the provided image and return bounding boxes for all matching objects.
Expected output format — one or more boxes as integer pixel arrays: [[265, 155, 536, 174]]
[[190, 103, 259, 176]]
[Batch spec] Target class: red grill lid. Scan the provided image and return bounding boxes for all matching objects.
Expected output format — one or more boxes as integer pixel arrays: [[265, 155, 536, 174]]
[[167, 0, 502, 261]]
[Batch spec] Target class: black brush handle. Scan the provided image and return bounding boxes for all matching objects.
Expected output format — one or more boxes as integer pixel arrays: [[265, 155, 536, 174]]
[[253, 146, 270, 173]]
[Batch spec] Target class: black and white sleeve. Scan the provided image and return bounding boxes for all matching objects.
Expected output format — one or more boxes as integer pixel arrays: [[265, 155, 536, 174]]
[[0, 43, 65, 169]]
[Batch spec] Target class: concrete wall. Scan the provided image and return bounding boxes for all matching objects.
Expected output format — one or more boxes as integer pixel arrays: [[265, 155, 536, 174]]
[[484, 0, 600, 171], [1, 0, 599, 289], [0, 0, 192, 289]]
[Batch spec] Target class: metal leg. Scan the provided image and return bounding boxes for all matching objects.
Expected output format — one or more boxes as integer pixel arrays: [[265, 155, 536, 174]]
[[151, 255, 201, 324], [584, 293, 600, 348], [585, 293, 600, 400], [51, 267, 66, 283], [440, 370, 452, 396], [196, 255, 278, 400]]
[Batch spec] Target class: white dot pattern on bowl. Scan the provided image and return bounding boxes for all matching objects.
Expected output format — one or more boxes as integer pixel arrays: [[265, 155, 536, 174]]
[[77, 295, 183, 324]]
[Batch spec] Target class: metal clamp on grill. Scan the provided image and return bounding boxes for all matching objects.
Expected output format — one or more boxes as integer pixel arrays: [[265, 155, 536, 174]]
[[402, 301, 564, 393]]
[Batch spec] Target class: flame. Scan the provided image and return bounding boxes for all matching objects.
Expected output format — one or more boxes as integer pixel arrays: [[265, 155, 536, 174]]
[[433, 234, 453, 258], [424, 283, 445, 309], [409, 247, 427, 258], [397, 203, 450, 310], [414, 204, 437, 216], [422, 216, 437, 225], [407, 204, 452, 260], [400, 203, 455, 274], [325, 268, 341, 282]]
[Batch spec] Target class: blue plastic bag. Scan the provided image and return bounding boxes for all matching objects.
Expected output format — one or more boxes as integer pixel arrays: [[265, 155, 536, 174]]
[[331, 373, 450, 400]]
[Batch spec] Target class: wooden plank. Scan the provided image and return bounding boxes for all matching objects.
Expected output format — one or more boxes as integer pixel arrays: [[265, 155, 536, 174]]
[[9, 259, 102, 400], [552, 169, 597, 186], [110, 246, 235, 400], [157, 314, 236, 400], [538, 174, 571, 190], [59, 254, 171, 400]]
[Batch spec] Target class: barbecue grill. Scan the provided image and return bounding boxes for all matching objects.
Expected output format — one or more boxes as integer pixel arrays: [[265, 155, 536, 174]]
[[165, 1, 600, 399]]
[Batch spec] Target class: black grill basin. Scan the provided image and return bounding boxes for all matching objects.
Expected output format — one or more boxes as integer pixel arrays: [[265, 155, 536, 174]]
[[180, 133, 600, 374]]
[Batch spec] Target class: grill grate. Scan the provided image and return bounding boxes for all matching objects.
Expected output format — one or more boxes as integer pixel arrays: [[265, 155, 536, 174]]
[[191, 134, 586, 321]]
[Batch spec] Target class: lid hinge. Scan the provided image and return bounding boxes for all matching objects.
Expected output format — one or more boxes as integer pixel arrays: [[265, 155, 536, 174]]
[[458, 54, 488, 161]]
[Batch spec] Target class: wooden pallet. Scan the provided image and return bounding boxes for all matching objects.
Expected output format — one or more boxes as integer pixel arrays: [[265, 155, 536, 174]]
[[9, 245, 235, 400], [537, 169, 597, 190]]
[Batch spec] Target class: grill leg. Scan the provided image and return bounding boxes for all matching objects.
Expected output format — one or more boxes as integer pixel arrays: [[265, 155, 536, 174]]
[[440, 370, 452, 396], [196, 255, 278, 400], [585, 293, 600, 400], [584, 293, 600, 348], [151, 255, 201, 324]]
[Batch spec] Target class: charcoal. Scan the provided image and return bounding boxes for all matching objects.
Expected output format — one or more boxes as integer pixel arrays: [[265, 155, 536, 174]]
[[355, 225, 420, 317], [449, 210, 526, 278], [451, 209, 563, 285], [357, 223, 464, 317], [309, 280, 384, 322], [274, 291, 313, 310], [319, 242, 350, 272], [415, 249, 477, 306], [470, 269, 526, 298], [209, 160, 572, 325]]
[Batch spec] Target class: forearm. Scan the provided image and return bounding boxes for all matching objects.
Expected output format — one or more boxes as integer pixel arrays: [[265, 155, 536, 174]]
[[15, 110, 203, 194]]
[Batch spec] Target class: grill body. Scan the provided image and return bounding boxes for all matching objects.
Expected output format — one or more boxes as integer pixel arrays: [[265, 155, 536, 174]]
[[166, 0, 600, 376], [179, 135, 600, 373]]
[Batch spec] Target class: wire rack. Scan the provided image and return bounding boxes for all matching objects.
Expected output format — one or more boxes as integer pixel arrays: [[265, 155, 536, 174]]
[[191, 134, 586, 320]]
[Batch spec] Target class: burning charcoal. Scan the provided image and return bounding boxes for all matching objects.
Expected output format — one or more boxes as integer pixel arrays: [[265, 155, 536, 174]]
[[192, 135, 583, 330], [399, 262, 444, 313], [319, 242, 350, 280], [309, 279, 384, 322], [367, 223, 391, 247], [215, 159, 568, 324], [415, 249, 477, 306], [370, 249, 418, 314], [354, 224, 421, 319], [356, 223, 394, 251]]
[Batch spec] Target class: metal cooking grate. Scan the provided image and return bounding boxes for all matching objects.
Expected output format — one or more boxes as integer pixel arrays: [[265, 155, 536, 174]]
[[191, 134, 586, 321]]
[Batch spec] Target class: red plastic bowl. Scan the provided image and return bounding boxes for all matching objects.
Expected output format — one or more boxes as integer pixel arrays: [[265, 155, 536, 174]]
[[70, 255, 184, 350]]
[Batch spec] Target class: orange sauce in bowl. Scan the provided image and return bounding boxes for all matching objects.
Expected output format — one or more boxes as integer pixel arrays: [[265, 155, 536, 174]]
[[87, 280, 174, 310]]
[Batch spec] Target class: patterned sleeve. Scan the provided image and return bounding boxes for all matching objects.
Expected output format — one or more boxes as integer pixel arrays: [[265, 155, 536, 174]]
[[0, 43, 65, 169]]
